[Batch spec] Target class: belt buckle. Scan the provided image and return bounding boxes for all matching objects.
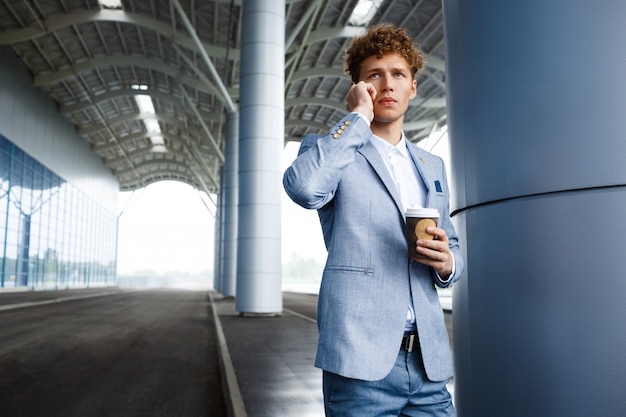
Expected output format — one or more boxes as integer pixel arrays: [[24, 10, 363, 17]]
[[406, 334, 415, 352]]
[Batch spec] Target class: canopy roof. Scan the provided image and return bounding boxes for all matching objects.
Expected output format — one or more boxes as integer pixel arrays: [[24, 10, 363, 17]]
[[0, 0, 447, 192]]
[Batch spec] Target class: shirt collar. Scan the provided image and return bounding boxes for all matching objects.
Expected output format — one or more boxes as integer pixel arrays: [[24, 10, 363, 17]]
[[371, 132, 410, 159]]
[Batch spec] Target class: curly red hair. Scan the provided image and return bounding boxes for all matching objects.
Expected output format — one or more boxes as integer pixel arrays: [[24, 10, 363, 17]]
[[344, 24, 425, 83]]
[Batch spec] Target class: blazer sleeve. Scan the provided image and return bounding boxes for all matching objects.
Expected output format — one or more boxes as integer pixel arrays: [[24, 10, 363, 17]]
[[283, 113, 371, 210], [432, 156, 464, 288]]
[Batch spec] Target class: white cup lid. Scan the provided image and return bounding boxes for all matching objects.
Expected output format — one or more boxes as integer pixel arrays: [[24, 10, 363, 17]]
[[405, 207, 439, 217]]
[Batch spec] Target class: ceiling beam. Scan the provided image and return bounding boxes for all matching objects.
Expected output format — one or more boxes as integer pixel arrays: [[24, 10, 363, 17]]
[[171, 0, 237, 112], [0, 9, 238, 60]]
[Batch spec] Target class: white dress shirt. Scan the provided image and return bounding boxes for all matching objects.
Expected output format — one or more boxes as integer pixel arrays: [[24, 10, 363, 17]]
[[355, 113, 454, 332], [370, 133, 425, 331]]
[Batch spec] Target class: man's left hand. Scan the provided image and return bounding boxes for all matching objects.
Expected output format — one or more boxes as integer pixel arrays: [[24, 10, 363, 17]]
[[413, 227, 453, 280]]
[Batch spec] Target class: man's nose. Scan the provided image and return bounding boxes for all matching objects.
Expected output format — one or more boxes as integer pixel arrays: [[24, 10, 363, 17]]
[[381, 76, 394, 91]]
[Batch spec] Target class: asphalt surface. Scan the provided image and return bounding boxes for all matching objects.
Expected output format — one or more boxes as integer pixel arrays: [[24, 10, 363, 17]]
[[0, 288, 226, 417], [0, 288, 453, 417]]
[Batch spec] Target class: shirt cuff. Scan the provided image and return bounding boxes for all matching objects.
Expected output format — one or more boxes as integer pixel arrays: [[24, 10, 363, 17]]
[[352, 112, 371, 126], [436, 255, 456, 284]]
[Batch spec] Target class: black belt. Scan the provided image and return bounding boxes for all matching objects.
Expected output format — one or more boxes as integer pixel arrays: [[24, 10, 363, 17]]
[[401, 331, 419, 352]]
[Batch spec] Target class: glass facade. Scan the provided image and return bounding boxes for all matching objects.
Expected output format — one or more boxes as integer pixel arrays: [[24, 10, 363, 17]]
[[0, 134, 117, 289]]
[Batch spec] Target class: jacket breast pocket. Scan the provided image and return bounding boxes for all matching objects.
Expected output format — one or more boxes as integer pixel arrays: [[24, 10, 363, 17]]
[[324, 265, 374, 276]]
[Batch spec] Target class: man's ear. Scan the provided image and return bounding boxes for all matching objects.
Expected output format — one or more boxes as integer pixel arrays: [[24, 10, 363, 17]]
[[410, 79, 417, 99]]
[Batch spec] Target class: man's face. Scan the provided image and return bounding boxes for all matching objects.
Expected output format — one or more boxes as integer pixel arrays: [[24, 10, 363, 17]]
[[358, 52, 417, 124]]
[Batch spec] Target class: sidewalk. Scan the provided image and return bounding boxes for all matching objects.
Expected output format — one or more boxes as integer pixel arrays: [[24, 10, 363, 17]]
[[210, 290, 454, 417], [210, 291, 324, 417]]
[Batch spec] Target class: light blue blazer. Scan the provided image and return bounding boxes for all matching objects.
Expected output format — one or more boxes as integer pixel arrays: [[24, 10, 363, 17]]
[[283, 113, 464, 382]]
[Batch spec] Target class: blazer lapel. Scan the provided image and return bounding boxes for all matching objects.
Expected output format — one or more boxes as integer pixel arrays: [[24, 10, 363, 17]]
[[407, 144, 435, 206], [358, 140, 405, 216]]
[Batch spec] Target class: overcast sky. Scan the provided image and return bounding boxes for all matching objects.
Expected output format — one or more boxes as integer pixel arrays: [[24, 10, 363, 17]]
[[116, 141, 327, 275]]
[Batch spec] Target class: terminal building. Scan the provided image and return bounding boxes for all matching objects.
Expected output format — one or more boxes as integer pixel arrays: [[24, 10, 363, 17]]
[[1, 1, 625, 416], [0, 60, 118, 289]]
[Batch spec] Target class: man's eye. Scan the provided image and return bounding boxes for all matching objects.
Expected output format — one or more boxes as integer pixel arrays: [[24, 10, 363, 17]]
[[370, 73, 380, 78]]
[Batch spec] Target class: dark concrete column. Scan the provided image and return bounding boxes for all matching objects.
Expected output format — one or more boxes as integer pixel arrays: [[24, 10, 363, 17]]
[[235, 0, 284, 313], [443, 1, 626, 416]]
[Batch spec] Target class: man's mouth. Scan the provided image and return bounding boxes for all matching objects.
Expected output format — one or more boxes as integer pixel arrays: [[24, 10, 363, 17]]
[[379, 98, 396, 105]]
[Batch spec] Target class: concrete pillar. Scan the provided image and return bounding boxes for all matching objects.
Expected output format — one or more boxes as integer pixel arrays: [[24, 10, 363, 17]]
[[222, 111, 239, 297], [213, 166, 225, 292], [235, 0, 284, 314], [443, 1, 626, 416]]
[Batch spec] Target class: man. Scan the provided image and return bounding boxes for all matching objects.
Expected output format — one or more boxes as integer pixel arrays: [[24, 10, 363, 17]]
[[283, 24, 464, 416]]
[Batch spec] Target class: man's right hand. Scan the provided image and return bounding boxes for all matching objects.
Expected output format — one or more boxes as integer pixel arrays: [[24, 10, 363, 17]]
[[345, 81, 376, 122]]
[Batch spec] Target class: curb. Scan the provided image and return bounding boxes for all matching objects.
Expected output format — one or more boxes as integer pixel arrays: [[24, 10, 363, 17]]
[[208, 291, 247, 417]]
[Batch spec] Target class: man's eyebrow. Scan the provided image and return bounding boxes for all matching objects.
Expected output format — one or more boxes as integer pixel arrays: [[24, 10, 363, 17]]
[[363, 66, 410, 74], [361, 66, 381, 74]]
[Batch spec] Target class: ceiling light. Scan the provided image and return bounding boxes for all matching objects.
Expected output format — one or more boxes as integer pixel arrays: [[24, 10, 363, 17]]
[[99, 0, 123, 10], [144, 119, 160, 133], [133, 90, 167, 153], [348, 0, 384, 26], [135, 95, 155, 114], [151, 144, 168, 153]]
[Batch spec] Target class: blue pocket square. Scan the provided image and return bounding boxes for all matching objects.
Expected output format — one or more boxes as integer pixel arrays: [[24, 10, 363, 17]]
[[434, 180, 443, 193]]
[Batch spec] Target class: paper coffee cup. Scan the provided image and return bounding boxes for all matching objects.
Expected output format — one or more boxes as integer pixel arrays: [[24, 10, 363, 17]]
[[405, 207, 439, 258]]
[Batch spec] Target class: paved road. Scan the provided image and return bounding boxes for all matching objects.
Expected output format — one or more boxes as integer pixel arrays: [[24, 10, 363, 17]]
[[0, 288, 453, 417], [0, 289, 227, 417]]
